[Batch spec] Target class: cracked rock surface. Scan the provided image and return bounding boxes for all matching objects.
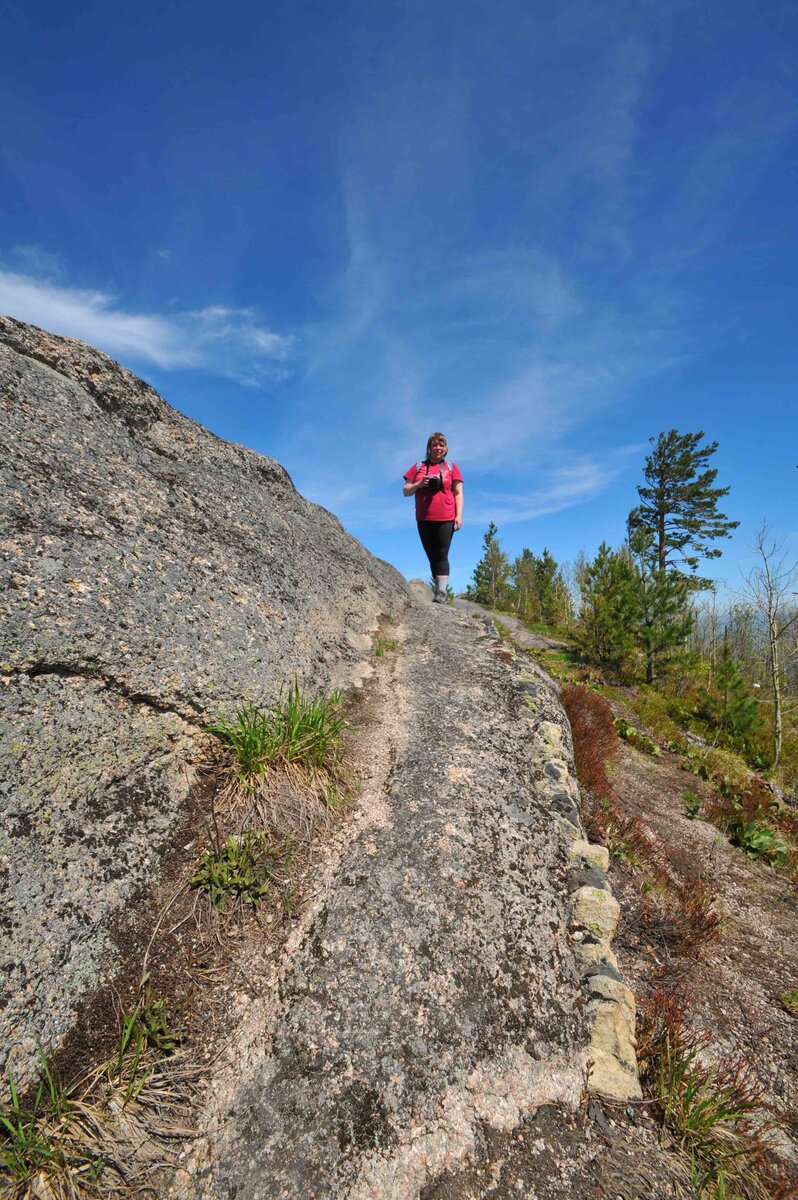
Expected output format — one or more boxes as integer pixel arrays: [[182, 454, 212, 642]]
[[180, 585, 590, 1200], [0, 316, 407, 1082]]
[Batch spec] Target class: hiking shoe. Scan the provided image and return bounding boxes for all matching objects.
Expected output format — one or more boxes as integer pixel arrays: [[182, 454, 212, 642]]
[[433, 591, 447, 603]]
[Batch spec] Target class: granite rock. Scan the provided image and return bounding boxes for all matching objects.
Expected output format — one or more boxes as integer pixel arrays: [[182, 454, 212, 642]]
[[0, 316, 407, 1082]]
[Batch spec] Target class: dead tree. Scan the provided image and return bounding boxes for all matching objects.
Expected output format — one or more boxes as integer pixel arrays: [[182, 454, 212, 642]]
[[742, 523, 798, 769]]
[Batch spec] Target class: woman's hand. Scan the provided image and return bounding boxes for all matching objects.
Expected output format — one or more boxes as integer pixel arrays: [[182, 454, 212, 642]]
[[403, 478, 429, 497], [454, 517, 462, 531]]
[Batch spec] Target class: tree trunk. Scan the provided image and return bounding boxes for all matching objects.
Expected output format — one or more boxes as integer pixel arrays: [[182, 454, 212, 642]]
[[768, 614, 783, 768], [658, 512, 666, 575]]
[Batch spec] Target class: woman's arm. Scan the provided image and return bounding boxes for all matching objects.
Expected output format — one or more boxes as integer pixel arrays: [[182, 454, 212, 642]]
[[453, 480, 463, 529], [403, 478, 428, 497]]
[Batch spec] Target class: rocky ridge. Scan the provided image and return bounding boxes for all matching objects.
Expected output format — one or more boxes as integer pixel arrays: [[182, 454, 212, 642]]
[[0, 316, 407, 1084]]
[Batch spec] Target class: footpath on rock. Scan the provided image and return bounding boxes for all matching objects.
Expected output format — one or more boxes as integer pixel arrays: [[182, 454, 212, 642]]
[[2, 318, 686, 1199], [175, 586, 677, 1200]]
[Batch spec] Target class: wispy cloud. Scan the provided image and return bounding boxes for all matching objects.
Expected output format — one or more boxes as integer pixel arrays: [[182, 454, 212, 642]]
[[0, 267, 292, 384], [470, 450, 644, 525]]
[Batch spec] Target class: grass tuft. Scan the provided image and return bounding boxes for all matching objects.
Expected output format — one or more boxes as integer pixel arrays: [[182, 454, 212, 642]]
[[208, 682, 346, 790], [0, 1060, 105, 1195], [780, 989, 798, 1016], [373, 635, 401, 657]]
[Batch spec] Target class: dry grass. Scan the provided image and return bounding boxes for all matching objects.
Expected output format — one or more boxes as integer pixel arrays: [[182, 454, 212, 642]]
[[638, 988, 795, 1200], [1, 1009, 196, 1200]]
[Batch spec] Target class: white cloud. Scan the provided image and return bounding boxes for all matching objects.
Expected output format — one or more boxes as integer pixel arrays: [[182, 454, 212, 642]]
[[0, 268, 292, 384], [470, 451, 642, 525]]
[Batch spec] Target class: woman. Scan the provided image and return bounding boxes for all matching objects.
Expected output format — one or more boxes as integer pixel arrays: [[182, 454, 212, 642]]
[[403, 432, 463, 603]]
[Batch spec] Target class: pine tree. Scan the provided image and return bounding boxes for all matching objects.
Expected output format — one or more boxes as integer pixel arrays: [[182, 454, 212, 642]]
[[511, 546, 571, 625], [627, 532, 694, 684], [706, 639, 762, 742], [575, 542, 636, 672], [534, 547, 571, 626], [627, 429, 739, 580], [467, 522, 512, 609], [511, 548, 539, 620]]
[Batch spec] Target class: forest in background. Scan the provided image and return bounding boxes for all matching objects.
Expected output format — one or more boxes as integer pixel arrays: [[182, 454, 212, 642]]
[[465, 430, 798, 796]]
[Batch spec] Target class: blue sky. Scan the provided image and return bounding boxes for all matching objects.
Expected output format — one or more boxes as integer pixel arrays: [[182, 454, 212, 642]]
[[2, 0, 796, 596]]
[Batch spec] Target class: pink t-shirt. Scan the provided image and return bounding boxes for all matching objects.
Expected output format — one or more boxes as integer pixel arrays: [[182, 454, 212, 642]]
[[404, 460, 463, 521]]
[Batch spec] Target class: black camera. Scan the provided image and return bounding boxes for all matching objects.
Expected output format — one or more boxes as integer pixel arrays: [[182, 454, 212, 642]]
[[426, 474, 443, 494]]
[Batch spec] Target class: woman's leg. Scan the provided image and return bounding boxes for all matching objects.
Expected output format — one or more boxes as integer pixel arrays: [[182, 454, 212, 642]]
[[417, 521, 454, 592]]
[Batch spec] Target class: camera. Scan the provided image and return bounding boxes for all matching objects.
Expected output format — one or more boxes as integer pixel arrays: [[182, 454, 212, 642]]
[[426, 474, 443, 494]]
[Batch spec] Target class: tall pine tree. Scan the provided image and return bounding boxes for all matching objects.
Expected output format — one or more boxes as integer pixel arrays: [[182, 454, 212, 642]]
[[627, 430, 738, 580]]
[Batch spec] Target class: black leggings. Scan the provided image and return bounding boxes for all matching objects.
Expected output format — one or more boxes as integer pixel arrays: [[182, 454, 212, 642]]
[[417, 520, 454, 576]]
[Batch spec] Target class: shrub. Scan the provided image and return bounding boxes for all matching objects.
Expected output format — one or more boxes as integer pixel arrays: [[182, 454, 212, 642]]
[[682, 790, 702, 819], [641, 878, 721, 952], [561, 684, 618, 801], [705, 782, 798, 872]]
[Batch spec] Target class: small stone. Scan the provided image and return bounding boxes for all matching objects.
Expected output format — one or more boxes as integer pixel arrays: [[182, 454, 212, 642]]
[[569, 840, 610, 872], [571, 886, 620, 940]]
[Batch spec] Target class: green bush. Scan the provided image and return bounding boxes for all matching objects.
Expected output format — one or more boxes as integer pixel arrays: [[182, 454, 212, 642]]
[[732, 819, 790, 868], [682, 790, 702, 819]]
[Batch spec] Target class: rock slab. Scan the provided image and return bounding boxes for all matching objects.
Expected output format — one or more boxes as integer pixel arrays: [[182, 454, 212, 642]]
[[0, 316, 407, 1082]]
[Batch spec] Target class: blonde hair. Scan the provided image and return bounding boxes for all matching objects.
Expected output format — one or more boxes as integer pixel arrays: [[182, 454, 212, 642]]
[[425, 432, 448, 459]]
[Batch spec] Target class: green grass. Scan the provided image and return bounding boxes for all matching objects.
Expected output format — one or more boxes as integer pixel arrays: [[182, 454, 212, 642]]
[[780, 989, 798, 1016], [522, 620, 560, 636], [373, 635, 400, 657], [208, 681, 346, 788], [190, 829, 292, 912], [0, 1059, 105, 1196]]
